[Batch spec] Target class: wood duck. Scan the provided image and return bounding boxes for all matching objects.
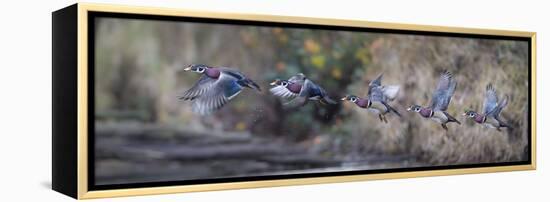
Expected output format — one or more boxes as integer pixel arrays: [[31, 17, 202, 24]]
[[407, 70, 461, 130], [341, 74, 401, 123], [463, 84, 510, 131], [270, 73, 337, 106], [178, 64, 261, 115]]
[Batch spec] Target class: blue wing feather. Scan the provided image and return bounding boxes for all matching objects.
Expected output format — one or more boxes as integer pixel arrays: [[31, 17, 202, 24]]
[[430, 70, 455, 111], [224, 80, 243, 99], [191, 73, 243, 115], [483, 84, 499, 115]]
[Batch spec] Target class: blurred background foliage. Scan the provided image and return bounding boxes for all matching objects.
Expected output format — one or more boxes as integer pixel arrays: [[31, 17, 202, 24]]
[[94, 17, 529, 184]]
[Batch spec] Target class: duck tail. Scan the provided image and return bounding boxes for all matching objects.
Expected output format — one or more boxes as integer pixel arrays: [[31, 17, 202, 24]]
[[383, 102, 401, 117], [322, 96, 338, 105], [390, 106, 401, 117], [497, 117, 512, 129], [244, 78, 261, 92], [443, 111, 461, 124]]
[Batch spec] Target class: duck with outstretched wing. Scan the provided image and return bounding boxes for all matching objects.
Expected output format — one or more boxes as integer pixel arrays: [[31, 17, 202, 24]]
[[179, 64, 261, 115], [407, 70, 461, 130], [342, 73, 401, 123], [269, 73, 337, 107], [463, 84, 510, 131]]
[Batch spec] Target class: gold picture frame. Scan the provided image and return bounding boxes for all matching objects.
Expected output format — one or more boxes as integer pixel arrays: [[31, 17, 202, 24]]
[[52, 3, 536, 199]]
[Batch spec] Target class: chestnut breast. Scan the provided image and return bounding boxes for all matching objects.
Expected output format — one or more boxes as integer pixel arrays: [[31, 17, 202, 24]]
[[474, 114, 486, 124], [205, 68, 221, 79], [419, 108, 432, 118], [287, 83, 302, 94], [355, 98, 369, 108]]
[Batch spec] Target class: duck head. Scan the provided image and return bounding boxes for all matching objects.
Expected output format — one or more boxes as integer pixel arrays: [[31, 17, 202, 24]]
[[270, 79, 289, 87], [184, 64, 209, 74], [342, 95, 372, 108], [463, 110, 478, 118], [408, 104, 434, 118], [341, 95, 359, 103], [407, 104, 422, 113]]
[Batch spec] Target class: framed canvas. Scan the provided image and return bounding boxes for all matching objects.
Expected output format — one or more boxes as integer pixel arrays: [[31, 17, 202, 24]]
[[52, 3, 536, 199]]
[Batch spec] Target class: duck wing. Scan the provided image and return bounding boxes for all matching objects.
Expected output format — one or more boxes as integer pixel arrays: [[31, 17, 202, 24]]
[[218, 67, 244, 78], [489, 95, 508, 117], [270, 84, 299, 99], [369, 86, 385, 102], [221, 68, 261, 91], [483, 84, 499, 115], [370, 73, 383, 86], [191, 73, 243, 115], [367, 73, 383, 96], [381, 85, 400, 101], [179, 74, 217, 101], [430, 70, 456, 111], [284, 79, 315, 107], [369, 86, 401, 116], [367, 73, 399, 101]]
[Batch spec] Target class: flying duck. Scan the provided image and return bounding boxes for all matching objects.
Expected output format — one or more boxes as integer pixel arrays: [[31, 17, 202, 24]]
[[270, 73, 337, 107], [407, 70, 461, 130], [463, 84, 510, 131], [178, 64, 261, 115], [341, 74, 401, 123]]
